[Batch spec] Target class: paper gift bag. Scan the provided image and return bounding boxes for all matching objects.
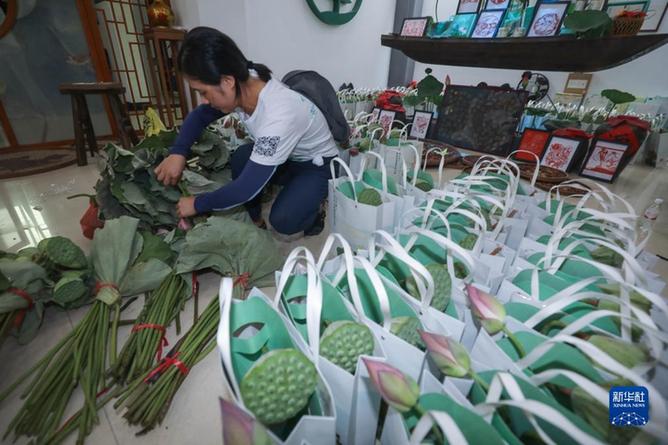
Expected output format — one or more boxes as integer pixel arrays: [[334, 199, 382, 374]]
[[273, 241, 389, 445], [359, 151, 416, 230], [319, 251, 430, 381], [365, 230, 466, 341], [216, 278, 336, 445], [328, 157, 397, 249]]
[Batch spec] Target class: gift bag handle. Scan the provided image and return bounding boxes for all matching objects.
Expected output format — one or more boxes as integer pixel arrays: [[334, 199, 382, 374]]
[[409, 410, 468, 445], [506, 150, 540, 187], [217, 277, 240, 398], [330, 157, 360, 202], [359, 150, 390, 193], [367, 230, 435, 312], [318, 233, 393, 330], [522, 289, 668, 358], [422, 146, 448, 188], [403, 226, 476, 280], [515, 335, 667, 439], [274, 247, 323, 358], [478, 372, 607, 445]]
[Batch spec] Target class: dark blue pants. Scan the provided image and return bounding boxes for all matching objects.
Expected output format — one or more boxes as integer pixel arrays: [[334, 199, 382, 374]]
[[230, 144, 333, 235]]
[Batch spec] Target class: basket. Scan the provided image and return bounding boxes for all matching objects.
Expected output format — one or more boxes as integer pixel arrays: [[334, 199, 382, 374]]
[[612, 15, 645, 36]]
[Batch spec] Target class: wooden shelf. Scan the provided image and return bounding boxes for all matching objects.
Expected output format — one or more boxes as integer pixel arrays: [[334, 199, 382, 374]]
[[381, 34, 668, 72]]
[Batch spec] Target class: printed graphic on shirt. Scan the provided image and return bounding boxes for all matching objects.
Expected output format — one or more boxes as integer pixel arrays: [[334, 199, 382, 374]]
[[254, 136, 280, 157]]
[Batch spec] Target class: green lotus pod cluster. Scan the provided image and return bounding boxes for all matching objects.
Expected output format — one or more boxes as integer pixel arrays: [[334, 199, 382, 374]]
[[320, 321, 374, 374], [405, 264, 452, 312], [358, 188, 383, 207], [453, 261, 468, 279], [458, 234, 478, 250], [408, 170, 434, 192], [52, 271, 89, 308], [37, 237, 87, 269], [597, 283, 652, 313], [391, 316, 425, 350], [240, 349, 318, 425], [588, 335, 649, 368], [590, 245, 623, 268], [357, 138, 373, 152]]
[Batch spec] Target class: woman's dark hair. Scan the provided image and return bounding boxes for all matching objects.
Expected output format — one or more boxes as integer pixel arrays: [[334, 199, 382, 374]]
[[178, 27, 272, 95]]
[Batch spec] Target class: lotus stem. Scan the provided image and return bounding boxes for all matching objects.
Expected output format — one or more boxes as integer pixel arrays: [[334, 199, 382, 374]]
[[503, 326, 527, 359]]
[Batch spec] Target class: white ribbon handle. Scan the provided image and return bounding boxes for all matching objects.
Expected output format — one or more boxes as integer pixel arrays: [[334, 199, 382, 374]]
[[478, 372, 607, 445], [330, 157, 359, 202], [274, 247, 323, 357], [409, 410, 469, 445], [367, 230, 435, 312], [217, 277, 239, 398], [317, 234, 369, 325], [515, 334, 667, 439], [507, 150, 540, 186], [359, 150, 390, 193]]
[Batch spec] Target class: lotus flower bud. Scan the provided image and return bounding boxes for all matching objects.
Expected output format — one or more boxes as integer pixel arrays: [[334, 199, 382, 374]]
[[419, 330, 471, 378], [362, 358, 419, 413], [220, 398, 271, 445], [178, 218, 193, 231], [465, 284, 506, 335]]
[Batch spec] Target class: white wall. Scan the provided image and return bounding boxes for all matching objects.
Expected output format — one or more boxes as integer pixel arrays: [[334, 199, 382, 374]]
[[417, 0, 668, 98], [171, 0, 396, 89]]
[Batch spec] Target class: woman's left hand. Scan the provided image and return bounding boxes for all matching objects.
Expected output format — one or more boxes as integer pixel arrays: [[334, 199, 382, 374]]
[[176, 196, 197, 218]]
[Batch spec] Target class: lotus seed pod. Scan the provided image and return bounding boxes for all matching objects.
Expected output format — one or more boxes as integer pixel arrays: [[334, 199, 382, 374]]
[[358, 188, 383, 206], [52, 274, 88, 307], [320, 320, 375, 374], [38, 236, 87, 269], [240, 349, 317, 425], [405, 263, 451, 312], [390, 316, 425, 350], [458, 234, 478, 250]]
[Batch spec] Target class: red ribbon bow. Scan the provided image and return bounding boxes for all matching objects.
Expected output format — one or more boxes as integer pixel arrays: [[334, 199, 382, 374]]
[[131, 323, 168, 361], [234, 272, 251, 289], [144, 352, 189, 383], [8, 287, 34, 328]]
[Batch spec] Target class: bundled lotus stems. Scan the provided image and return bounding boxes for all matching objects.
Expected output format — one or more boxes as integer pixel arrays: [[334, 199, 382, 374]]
[[114, 289, 223, 434], [115, 216, 284, 434], [111, 273, 189, 384], [1, 217, 171, 444]]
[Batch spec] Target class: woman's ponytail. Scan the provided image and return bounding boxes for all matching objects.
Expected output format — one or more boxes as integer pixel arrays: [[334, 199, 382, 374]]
[[246, 60, 272, 82]]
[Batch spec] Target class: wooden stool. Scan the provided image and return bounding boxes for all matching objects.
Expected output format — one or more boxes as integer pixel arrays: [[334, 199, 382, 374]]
[[59, 82, 139, 166]]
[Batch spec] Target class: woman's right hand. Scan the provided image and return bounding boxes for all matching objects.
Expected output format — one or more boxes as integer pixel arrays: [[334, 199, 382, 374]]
[[155, 154, 186, 186]]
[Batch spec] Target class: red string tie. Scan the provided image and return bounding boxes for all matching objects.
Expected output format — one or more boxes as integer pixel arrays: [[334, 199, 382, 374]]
[[144, 352, 189, 383], [131, 323, 168, 361]]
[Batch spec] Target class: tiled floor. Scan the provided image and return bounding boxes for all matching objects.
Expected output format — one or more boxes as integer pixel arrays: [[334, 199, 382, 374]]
[[0, 161, 666, 444]]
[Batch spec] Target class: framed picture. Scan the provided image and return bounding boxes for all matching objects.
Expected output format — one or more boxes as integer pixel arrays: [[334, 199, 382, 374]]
[[580, 139, 629, 182], [471, 9, 506, 38], [445, 13, 478, 37], [485, 0, 511, 10], [409, 110, 433, 140], [640, 0, 667, 31], [527, 1, 570, 37], [564, 72, 593, 96], [400, 17, 432, 37], [606, 0, 649, 18], [458, 0, 482, 14], [515, 129, 551, 161], [540, 135, 581, 171], [370, 107, 381, 123], [378, 110, 396, 135]]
